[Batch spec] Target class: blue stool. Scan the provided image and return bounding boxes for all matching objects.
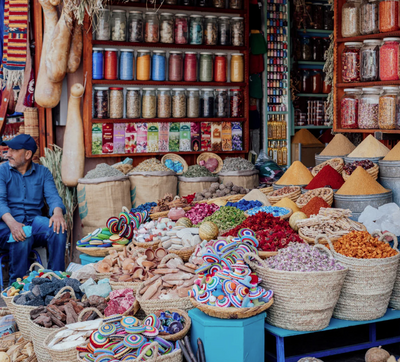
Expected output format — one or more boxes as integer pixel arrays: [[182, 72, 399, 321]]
[[0, 250, 43, 290]]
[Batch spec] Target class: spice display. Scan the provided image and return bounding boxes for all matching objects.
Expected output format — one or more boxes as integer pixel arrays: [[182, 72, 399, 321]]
[[379, 0, 399, 32], [347, 135, 390, 157], [150, 194, 189, 214], [190, 15, 203, 45], [274, 198, 301, 213], [92, 124, 102, 155], [292, 129, 323, 146], [113, 123, 125, 154], [360, 0, 379, 34], [151, 51, 166, 81], [344, 160, 375, 175], [169, 51, 183, 81], [190, 122, 201, 151], [175, 14, 188, 44], [142, 88, 156, 119], [201, 122, 211, 151], [231, 53, 244, 82], [334, 231, 398, 259], [341, 0, 361, 37], [133, 158, 170, 173], [215, 89, 228, 117], [128, 11, 143, 42], [183, 165, 214, 178], [304, 165, 344, 190], [109, 88, 123, 119], [221, 157, 255, 172], [157, 88, 171, 118], [104, 49, 117, 80], [137, 50, 151, 81], [232, 122, 243, 151], [93, 87, 108, 119], [102, 123, 114, 154], [147, 123, 159, 153], [218, 16, 231, 45], [268, 186, 301, 206], [119, 49, 134, 81], [246, 206, 291, 217], [360, 40, 380, 81], [136, 123, 148, 153], [185, 203, 219, 224], [231, 17, 244, 46], [125, 123, 137, 153], [342, 42, 362, 82], [95, 9, 110, 40], [301, 197, 330, 217], [194, 182, 249, 201], [230, 89, 244, 117], [159, 13, 174, 44], [359, 203, 400, 234], [144, 12, 159, 43], [211, 122, 222, 151], [214, 53, 227, 82], [126, 88, 141, 119], [187, 89, 200, 118], [169, 122, 180, 152], [320, 134, 356, 156], [221, 122, 232, 151], [179, 122, 191, 151], [341, 89, 360, 129], [204, 16, 218, 45], [358, 88, 379, 129], [296, 188, 332, 208], [92, 48, 103, 80], [184, 52, 198, 82], [379, 87, 398, 129], [172, 89, 186, 118], [226, 199, 262, 211], [199, 206, 246, 231], [380, 38, 400, 81], [111, 10, 126, 41], [276, 161, 313, 186], [199, 52, 213, 82], [383, 141, 400, 160], [337, 166, 388, 195]]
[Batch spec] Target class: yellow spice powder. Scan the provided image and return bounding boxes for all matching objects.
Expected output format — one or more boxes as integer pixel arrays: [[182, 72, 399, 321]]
[[336, 167, 388, 195], [274, 198, 301, 213], [276, 161, 314, 185]]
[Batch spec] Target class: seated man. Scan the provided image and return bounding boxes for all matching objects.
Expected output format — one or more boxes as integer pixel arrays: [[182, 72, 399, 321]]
[[0, 134, 67, 283]]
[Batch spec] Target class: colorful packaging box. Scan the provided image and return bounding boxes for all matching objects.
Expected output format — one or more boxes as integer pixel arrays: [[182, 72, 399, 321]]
[[102, 123, 113, 154], [179, 122, 191, 152], [221, 122, 232, 151], [191, 122, 201, 152], [158, 122, 169, 153], [125, 123, 137, 154], [92, 123, 102, 155], [211, 122, 222, 152], [113, 123, 126, 154], [147, 123, 159, 153], [232, 122, 243, 151], [201, 122, 211, 151], [169, 122, 180, 152], [136, 123, 148, 153]]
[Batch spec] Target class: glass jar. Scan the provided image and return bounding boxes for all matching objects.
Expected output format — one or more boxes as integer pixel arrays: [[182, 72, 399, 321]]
[[231, 17, 244, 46], [341, 42, 362, 82], [230, 0, 243, 9], [199, 0, 210, 5], [341, 89, 361, 128], [126, 88, 141, 119], [111, 10, 126, 41], [379, 0, 399, 32], [152, 50, 166, 81], [231, 53, 244, 82], [380, 38, 400, 81], [312, 3, 324, 29], [230, 89, 244, 118], [204, 16, 218, 46], [157, 88, 172, 118], [360, 39, 380, 81], [358, 88, 379, 129], [184, 52, 198, 82], [199, 52, 213, 82], [341, 0, 361, 37], [301, 69, 312, 93], [160, 13, 174, 44], [95, 9, 110, 41], [214, 53, 227, 82], [94, 87, 109, 119], [322, 74, 332, 93], [213, 0, 225, 8], [218, 17, 231, 46], [172, 89, 186, 118], [169, 51, 183, 81], [379, 86, 399, 129], [312, 69, 322, 93], [128, 11, 143, 42], [312, 37, 323, 61], [200, 89, 214, 117], [187, 88, 200, 118], [119, 49, 134, 81], [92, 48, 104, 80], [215, 89, 229, 117], [323, 4, 334, 30], [109, 87, 124, 119], [322, 37, 330, 60], [142, 88, 156, 119], [301, 36, 313, 61], [145, 12, 159, 43], [175, 14, 188, 45], [136, 50, 151, 81], [360, 0, 379, 34], [190, 15, 203, 45], [104, 48, 118, 80]]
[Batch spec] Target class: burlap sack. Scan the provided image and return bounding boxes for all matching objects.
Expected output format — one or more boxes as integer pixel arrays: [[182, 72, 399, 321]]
[[128, 171, 177, 207], [178, 176, 219, 197], [77, 176, 131, 235], [218, 170, 259, 189]]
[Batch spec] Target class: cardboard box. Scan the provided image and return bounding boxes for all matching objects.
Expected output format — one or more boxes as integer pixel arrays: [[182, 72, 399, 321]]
[[291, 143, 325, 168]]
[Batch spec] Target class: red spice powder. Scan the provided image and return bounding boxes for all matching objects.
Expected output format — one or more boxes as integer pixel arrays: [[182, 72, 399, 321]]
[[304, 165, 344, 190], [301, 197, 330, 217]]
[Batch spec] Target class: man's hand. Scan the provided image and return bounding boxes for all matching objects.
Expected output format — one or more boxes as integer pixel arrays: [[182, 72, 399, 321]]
[[49, 208, 67, 234], [9, 220, 26, 242]]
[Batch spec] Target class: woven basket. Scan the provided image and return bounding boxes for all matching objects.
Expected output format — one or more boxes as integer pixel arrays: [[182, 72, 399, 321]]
[[77, 244, 124, 257], [267, 186, 301, 205], [2, 287, 17, 316], [259, 187, 274, 196], [131, 239, 161, 250], [244, 243, 348, 331], [0, 307, 9, 317], [258, 251, 278, 259], [154, 308, 191, 341], [190, 297, 273, 319], [342, 163, 379, 181], [150, 207, 192, 221], [197, 152, 223, 174], [312, 158, 344, 177], [110, 280, 142, 293], [296, 188, 334, 208], [170, 245, 196, 262], [197, 194, 246, 206], [161, 154, 188, 175], [325, 235, 400, 321]]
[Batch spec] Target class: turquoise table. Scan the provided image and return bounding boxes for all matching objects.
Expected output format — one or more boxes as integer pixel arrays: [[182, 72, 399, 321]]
[[265, 309, 400, 362]]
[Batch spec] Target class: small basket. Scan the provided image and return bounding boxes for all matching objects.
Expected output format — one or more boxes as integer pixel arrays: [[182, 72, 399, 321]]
[[170, 246, 196, 262], [259, 187, 274, 196], [267, 186, 302, 205], [77, 244, 125, 257], [131, 239, 161, 250], [110, 281, 142, 294], [161, 154, 189, 175], [311, 158, 344, 177], [1, 287, 17, 316], [150, 206, 192, 221], [154, 308, 191, 341], [296, 188, 334, 208], [197, 152, 223, 174], [342, 163, 379, 181]]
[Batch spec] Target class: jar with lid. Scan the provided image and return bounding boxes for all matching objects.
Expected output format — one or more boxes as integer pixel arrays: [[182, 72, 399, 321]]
[[184, 52, 198, 82], [142, 88, 157, 119], [126, 88, 141, 119], [341, 42, 362, 82], [213, 0, 225, 8], [341, 0, 361, 37], [159, 13, 174, 44], [204, 16, 218, 45], [230, 0, 242, 9], [215, 89, 229, 117], [189, 15, 203, 45], [92, 48, 104, 80], [379, 86, 399, 129], [172, 89, 186, 118], [341, 89, 361, 128], [231, 17, 244, 46], [187, 89, 200, 118], [157, 88, 171, 118], [360, 40, 380, 81], [379, 0, 399, 32], [137, 50, 151, 81], [301, 36, 312, 60], [311, 69, 322, 93], [322, 73, 332, 93], [104, 48, 118, 80], [120, 49, 134, 81], [94, 87, 109, 119], [109, 88, 124, 119], [144, 12, 159, 43], [380, 38, 400, 80], [111, 10, 126, 41], [175, 14, 188, 45], [152, 50, 166, 81], [169, 51, 183, 81], [360, 0, 379, 34], [218, 17, 231, 45], [128, 11, 143, 42], [95, 9, 110, 40], [231, 53, 244, 82], [312, 37, 323, 61], [312, 3, 324, 29], [199, 52, 213, 82], [323, 4, 334, 30], [301, 69, 312, 93], [214, 53, 227, 82], [200, 89, 214, 117], [230, 89, 244, 118], [358, 88, 379, 129]]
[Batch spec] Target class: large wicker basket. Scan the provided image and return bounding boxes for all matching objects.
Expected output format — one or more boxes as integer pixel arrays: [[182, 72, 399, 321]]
[[296, 188, 334, 208], [2, 287, 17, 316], [267, 186, 301, 205], [161, 154, 188, 175], [77, 244, 124, 257], [170, 245, 196, 262], [312, 158, 344, 177], [244, 244, 348, 331], [342, 163, 379, 181], [197, 152, 223, 174], [154, 308, 191, 341]]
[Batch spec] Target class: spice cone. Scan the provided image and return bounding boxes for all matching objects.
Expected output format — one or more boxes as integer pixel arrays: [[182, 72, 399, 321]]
[[347, 135, 390, 158], [292, 129, 323, 146], [383, 142, 400, 161], [320, 134, 356, 156], [336, 166, 388, 195], [276, 161, 313, 185]]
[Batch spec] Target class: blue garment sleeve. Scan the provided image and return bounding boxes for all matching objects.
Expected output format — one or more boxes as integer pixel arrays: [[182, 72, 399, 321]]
[[43, 168, 66, 216], [0, 166, 11, 220]]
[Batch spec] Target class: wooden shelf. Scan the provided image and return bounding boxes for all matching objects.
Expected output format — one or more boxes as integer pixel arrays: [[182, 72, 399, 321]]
[[91, 150, 248, 158], [337, 80, 400, 88], [296, 93, 329, 97], [93, 80, 246, 87], [295, 125, 331, 129], [92, 118, 246, 123], [92, 40, 246, 51], [335, 128, 400, 134], [337, 30, 400, 43], [297, 61, 326, 66], [297, 29, 333, 35]]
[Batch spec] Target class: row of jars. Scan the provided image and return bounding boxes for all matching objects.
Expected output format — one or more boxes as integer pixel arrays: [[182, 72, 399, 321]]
[[342, 0, 400, 37], [293, 2, 333, 30], [93, 49, 244, 83], [341, 86, 400, 129], [300, 69, 331, 94], [159, 0, 243, 9], [95, 10, 244, 46], [296, 36, 331, 62], [93, 87, 244, 119]]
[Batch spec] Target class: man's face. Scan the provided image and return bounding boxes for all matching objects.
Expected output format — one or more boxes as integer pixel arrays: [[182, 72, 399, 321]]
[[7, 148, 31, 168]]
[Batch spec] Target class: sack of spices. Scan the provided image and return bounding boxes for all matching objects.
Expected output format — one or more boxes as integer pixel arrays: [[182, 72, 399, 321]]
[[178, 165, 218, 197], [219, 157, 259, 189]]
